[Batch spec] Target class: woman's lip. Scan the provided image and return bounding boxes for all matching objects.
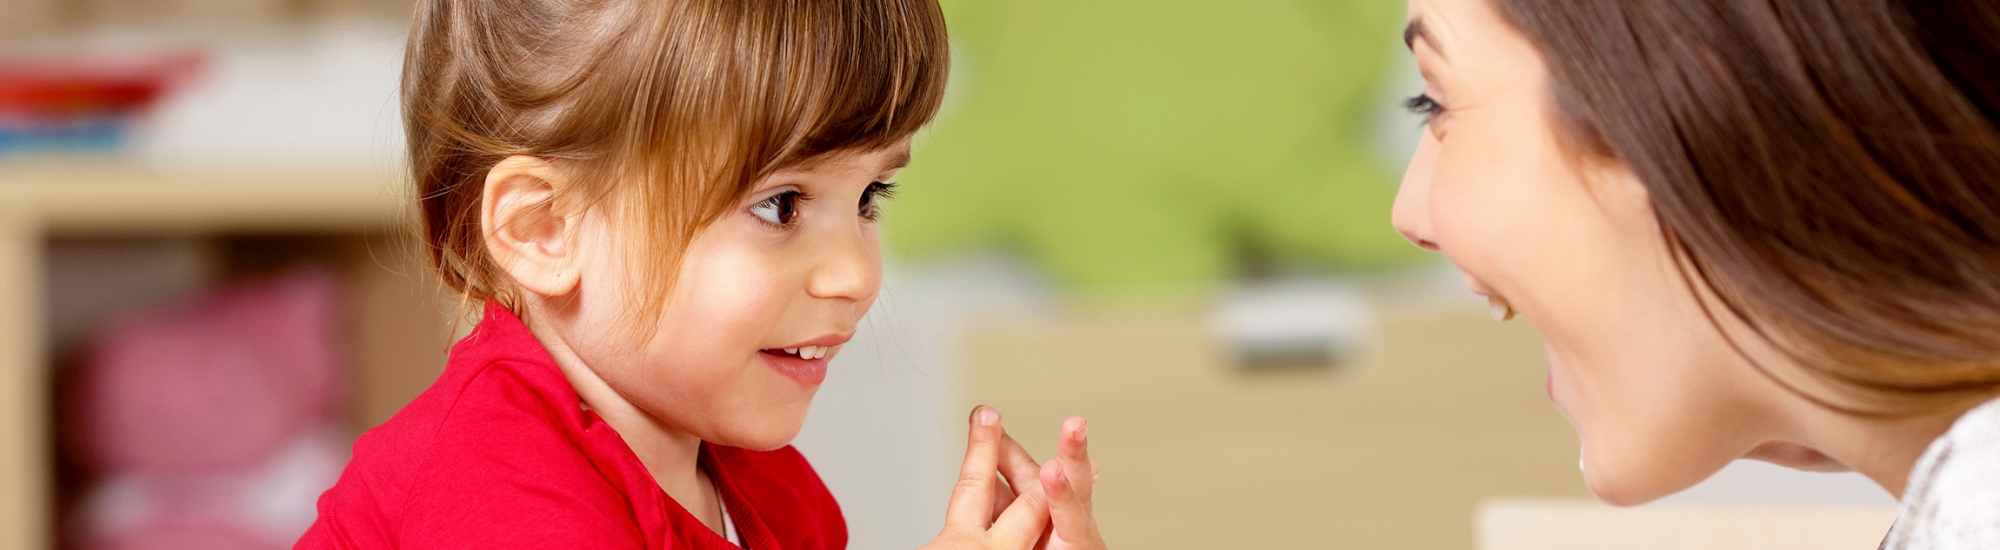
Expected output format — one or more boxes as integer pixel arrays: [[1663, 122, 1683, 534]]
[[759, 349, 828, 387]]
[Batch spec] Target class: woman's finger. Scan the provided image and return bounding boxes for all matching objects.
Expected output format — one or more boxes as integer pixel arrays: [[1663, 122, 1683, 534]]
[[945, 405, 1005, 529], [1056, 417, 1094, 507]]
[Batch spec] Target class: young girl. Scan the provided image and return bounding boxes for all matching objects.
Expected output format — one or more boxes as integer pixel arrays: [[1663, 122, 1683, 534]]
[[297, 0, 1105, 548]]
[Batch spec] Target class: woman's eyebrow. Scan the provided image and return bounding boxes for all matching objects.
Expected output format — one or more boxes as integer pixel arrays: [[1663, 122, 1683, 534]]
[[1404, 18, 1446, 60]]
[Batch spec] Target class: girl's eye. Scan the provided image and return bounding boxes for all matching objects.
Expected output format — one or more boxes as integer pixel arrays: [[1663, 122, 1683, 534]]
[[1405, 93, 1446, 126], [750, 190, 804, 227], [858, 181, 897, 221]]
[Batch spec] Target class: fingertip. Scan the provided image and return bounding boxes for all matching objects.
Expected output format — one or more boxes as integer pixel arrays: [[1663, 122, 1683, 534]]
[[1040, 458, 1067, 494]]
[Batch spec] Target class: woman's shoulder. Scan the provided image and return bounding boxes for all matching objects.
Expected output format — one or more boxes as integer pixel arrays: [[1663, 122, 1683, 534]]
[[1883, 398, 2000, 550]]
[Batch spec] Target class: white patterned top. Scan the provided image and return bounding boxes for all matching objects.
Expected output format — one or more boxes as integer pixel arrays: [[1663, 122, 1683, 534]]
[[1881, 397, 2000, 549]]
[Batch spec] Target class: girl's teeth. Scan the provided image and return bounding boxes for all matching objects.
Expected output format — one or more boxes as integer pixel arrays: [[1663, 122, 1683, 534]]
[[1489, 296, 1517, 322], [774, 346, 834, 359]]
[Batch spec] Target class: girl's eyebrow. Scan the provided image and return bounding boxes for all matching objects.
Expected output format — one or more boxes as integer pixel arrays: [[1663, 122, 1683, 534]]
[[884, 150, 912, 171]]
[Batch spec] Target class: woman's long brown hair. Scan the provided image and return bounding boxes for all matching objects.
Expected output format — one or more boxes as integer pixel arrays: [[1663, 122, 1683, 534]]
[[1494, 0, 2000, 413]]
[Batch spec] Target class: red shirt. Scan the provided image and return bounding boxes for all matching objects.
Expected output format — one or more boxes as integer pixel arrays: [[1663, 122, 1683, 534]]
[[297, 302, 846, 550]]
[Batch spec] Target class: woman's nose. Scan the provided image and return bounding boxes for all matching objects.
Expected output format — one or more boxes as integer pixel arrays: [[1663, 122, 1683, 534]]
[[1392, 136, 1442, 251]]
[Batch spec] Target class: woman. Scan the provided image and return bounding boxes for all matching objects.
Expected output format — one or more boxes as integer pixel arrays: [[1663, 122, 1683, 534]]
[[1390, 0, 2000, 546]]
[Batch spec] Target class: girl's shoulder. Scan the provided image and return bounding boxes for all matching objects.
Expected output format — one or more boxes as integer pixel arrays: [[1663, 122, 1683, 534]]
[[1882, 398, 2000, 550], [299, 306, 662, 549], [708, 444, 848, 550]]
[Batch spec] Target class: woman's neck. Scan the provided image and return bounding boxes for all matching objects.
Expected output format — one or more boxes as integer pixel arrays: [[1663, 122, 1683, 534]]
[[521, 309, 726, 533], [1791, 395, 1987, 498]]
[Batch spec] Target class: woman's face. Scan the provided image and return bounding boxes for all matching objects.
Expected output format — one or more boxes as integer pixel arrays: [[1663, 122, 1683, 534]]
[[1394, 0, 1798, 504]]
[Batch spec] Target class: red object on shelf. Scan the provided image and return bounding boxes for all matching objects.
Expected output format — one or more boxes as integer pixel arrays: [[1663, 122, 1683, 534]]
[[0, 52, 204, 118]]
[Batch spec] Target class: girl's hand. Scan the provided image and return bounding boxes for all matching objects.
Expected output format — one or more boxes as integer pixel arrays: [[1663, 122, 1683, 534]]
[[920, 406, 1052, 550], [1037, 417, 1105, 550]]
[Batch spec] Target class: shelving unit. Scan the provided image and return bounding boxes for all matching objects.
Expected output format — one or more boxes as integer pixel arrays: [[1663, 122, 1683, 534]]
[[0, 160, 450, 550]]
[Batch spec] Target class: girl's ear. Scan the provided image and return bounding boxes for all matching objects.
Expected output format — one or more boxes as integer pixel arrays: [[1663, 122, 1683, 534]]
[[482, 155, 582, 298]]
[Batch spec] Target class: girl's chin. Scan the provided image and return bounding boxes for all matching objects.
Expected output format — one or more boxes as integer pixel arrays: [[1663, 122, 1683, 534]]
[[707, 412, 811, 451]]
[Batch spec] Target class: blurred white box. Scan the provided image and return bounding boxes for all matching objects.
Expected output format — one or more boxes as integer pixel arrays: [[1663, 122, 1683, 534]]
[[1479, 499, 1898, 550]]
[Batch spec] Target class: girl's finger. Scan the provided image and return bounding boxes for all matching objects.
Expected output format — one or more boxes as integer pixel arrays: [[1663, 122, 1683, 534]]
[[997, 433, 1045, 498], [945, 406, 1005, 529], [1040, 457, 1095, 543], [988, 478, 1052, 549], [1057, 417, 1094, 507], [990, 473, 1016, 524]]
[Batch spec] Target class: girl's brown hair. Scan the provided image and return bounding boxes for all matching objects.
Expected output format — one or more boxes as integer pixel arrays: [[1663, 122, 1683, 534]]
[[403, 0, 948, 315], [1493, 0, 2000, 412]]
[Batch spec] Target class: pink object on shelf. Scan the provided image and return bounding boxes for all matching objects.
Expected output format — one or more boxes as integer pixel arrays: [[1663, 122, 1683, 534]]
[[77, 268, 344, 473], [93, 522, 275, 550]]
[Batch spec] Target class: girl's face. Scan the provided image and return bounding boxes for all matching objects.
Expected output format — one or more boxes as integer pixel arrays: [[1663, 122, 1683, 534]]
[[564, 144, 906, 451], [1394, 0, 1801, 504]]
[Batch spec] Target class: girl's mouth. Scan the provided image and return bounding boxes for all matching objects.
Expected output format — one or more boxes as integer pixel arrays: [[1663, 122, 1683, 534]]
[[758, 347, 833, 386], [770, 346, 830, 359]]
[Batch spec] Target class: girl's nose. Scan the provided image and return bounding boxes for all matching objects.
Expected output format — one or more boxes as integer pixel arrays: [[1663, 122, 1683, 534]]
[[1392, 135, 1442, 251], [806, 222, 882, 303]]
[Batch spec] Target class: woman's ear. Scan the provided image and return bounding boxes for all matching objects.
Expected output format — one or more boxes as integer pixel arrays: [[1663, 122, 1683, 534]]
[[482, 155, 582, 298]]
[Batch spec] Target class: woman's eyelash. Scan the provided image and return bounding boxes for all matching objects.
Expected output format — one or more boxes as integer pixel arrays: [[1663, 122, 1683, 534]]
[[1405, 93, 1446, 125]]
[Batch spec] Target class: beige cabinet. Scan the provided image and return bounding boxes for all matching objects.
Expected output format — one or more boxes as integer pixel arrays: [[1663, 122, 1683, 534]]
[[0, 161, 450, 550]]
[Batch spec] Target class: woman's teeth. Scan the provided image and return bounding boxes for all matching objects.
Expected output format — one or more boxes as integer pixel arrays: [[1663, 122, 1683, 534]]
[[1488, 296, 1517, 322], [782, 346, 830, 359]]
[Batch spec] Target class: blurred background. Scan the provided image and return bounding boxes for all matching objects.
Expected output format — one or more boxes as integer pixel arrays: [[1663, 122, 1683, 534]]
[[0, 1, 1899, 549]]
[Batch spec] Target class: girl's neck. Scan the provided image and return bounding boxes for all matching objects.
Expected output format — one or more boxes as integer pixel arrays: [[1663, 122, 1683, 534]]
[[521, 309, 726, 533]]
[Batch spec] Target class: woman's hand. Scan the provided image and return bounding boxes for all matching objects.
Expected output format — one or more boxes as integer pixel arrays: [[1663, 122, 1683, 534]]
[[1037, 417, 1105, 550], [920, 406, 1053, 550]]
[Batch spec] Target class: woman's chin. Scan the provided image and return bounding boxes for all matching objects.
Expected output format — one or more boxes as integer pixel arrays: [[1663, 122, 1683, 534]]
[[1578, 444, 1722, 507]]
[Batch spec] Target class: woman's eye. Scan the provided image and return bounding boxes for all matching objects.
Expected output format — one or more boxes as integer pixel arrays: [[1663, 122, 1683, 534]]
[[858, 181, 897, 221], [1405, 93, 1446, 126], [750, 191, 803, 227]]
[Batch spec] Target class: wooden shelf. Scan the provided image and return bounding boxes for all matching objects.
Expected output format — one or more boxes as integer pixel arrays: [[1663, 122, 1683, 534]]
[[0, 161, 404, 234], [0, 159, 425, 550]]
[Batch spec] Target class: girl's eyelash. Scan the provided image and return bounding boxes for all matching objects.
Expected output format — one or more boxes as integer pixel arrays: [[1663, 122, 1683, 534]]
[[859, 181, 897, 222], [750, 190, 812, 229], [1405, 93, 1446, 125]]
